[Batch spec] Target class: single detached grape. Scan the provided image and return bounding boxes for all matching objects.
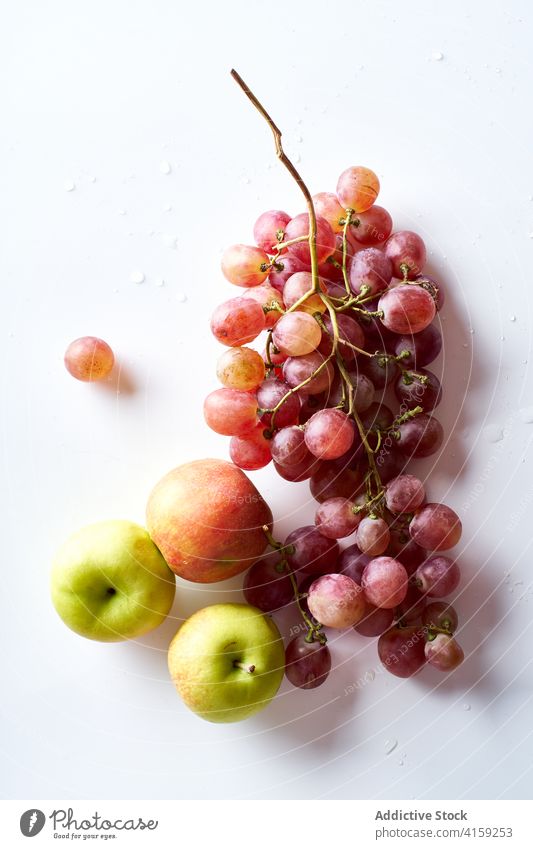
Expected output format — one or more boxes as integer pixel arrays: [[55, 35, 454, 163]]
[[285, 635, 332, 689], [361, 556, 408, 608], [336, 166, 380, 213], [204, 388, 258, 436], [384, 231, 427, 279], [415, 555, 460, 596], [354, 603, 394, 637], [351, 205, 393, 246], [425, 634, 464, 671], [315, 497, 361, 539], [422, 601, 459, 633], [305, 409, 356, 460], [221, 244, 270, 287], [409, 504, 462, 551], [310, 461, 363, 503], [378, 625, 427, 678], [285, 213, 336, 265], [64, 336, 114, 382], [272, 311, 322, 356], [385, 474, 425, 514], [270, 426, 310, 467], [253, 209, 291, 253], [229, 425, 272, 470], [283, 351, 334, 395], [312, 191, 345, 233], [308, 573, 366, 628], [356, 516, 391, 556], [216, 346, 265, 391], [257, 378, 300, 428], [244, 283, 284, 328], [379, 284, 436, 334], [211, 297, 266, 346], [243, 554, 294, 612], [394, 325, 442, 369], [394, 368, 442, 411], [283, 271, 327, 314], [285, 526, 339, 575], [396, 413, 444, 458], [349, 247, 393, 297]]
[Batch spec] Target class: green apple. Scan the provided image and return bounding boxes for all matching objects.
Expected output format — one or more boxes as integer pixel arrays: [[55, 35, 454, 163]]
[[51, 519, 176, 641], [168, 603, 285, 723]]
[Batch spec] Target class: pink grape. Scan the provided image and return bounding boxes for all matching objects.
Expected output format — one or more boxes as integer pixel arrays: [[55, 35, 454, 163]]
[[349, 247, 393, 297], [310, 461, 364, 503], [210, 297, 266, 346], [283, 352, 334, 395], [378, 625, 427, 677], [361, 556, 408, 608], [336, 371, 375, 412], [356, 516, 391, 556], [425, 634, 464, 671], [315, 497, 361, 539], [244, 283, 284, 329], [229, 425, 272, 470], [270, 426, 310, 467], [384, 231, 427, 279], [298, 392, 325, 423], [338, 544, 371, 584], [318, 234, 358, 283], [318, 314, 365, 361], [379, 284, 436, 334], [285, 635, 331, 689], [396, 413, 444, 458], [285, 526, 339, 575], [304, 409, 356, 460], [409, 504, 462, 551], [361, 353, 399, 389], [204, 388, 258, 436], [385, 474, 425, 514], [351, 205, 393, 246], [221, 244, 270, 287], [394, 584, 427, 623], [393, 325, 442, 369], [64, 336, 114, 382], [268, 255, 307, 292], [336, 166, 380, 213], [354, 603, 394, 637], [283, 271, 327, 314], [243, 554, 294, 613], [386, 529, 426, 575], [312, 191, 345, 233], [422, 601, 459, 633], [216, 346, 265, 391], [272, 311, 322, 356], [308, 574, 366, 628], [394, 368, 442, 411], [415, 555, 460, 596], [273, 454, 321, 482], [285, 213, 336, 264], [257, 378, 300, 428], [374, 446, 409, 484], [253, 209, 291, 253]]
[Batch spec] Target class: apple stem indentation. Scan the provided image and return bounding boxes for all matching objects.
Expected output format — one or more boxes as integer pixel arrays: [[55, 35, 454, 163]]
[[233, 660, 256, 674]]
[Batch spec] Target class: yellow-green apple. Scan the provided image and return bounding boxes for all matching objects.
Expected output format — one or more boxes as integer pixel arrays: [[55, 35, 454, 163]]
[[168, 603, 285, 722], [51, 520, 176, 641], [146, 459, 273, 583]]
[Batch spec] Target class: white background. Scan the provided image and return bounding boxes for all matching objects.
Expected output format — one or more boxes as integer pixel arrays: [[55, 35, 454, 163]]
[[1, 0, 532, 801]]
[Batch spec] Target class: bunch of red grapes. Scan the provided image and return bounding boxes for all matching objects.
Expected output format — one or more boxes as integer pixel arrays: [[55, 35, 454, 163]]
[[205, 163, 465, 689]]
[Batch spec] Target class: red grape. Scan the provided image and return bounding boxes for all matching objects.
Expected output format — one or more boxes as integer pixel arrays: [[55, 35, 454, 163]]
[[273, 454, 321, 482], [351, 205, 393, 246], [416, 274, 445, 311], [361, 556, 408, 608], [64, 336, 114, 382], [210, 297, 266, 346], [308, 573, 366, 628], [204, 388, 258, 436], [396, 413, 444, 458], [318, 314, 365, 361], [285, 213, 336, 265], [272, 311, 322, 356], [393, 325, 442, 369], [283, 352, 334, 395], [422, 601, 459, 633], [253, 209, 291, 253], [270, 426, 310, 467], [310, 461, 363, 503], [379, 284, 436, 334], [361, 353, 400, 389], [356, 516, 391, 556], [349, 247, 393, 297], [244, 283, 284, 328], [384, 231, 426, 279], [283, 271, 327, 314], [229, 425, 272, 470], [285, 635, 331, 689], [285, 526, 339, 575], [315, 497, 361, 539], [425, 634, 464, 671], [221, 244, 270, 287], [336, 166, 380, 213], [304, 409, 356, 460], [378, 625, 427, 677], [216, 346, 265, 391], [257, 378, 300, 428], [394, 584, 427, 623], [243, 553, 294, 612], [394, 368, 442, 411], [409, 504, 462, 551], [415, 555, 460, 596], [268, 254, 307, 292], [354, 603, 394, 637], [338, 544, 371, 583], [312, 191, 345, 233], [385, 474, 425, 514]]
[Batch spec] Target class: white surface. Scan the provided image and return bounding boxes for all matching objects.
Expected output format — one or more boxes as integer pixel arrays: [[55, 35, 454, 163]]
[[1, 0, 532, 801]]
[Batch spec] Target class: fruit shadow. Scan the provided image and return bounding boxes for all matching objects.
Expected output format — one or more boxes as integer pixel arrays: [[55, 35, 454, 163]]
[[98, 362, 137, 396]]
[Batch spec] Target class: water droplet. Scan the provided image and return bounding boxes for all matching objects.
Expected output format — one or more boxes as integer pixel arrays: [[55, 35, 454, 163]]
[[365, 669, 376, 683], [431, 51, 444, 61], [514, 580, 524, 586], [510, 315, 516, 321], [118, 209, 127, 216], [294, 154, 301, 163], [241, 176, 251, 185], [500, 335, 505, 341], [385, 739, 398, 755], [130, 271, 145, 284], [519, 407, 533, 423], [164, 203, 173, 212], [398, 758, 404, 766], [113, 288, 119, 294], [147, 228, 155, 236], [496, 67, 502, 74], [160, 233, 178, 249], [64, 180, 75, 192], [483, 424, 504, 443], [87, 175, 96, 183], [160, 160, 171, 175], [155, 278, 165, 287], [295, 135, 303, 143], [529, 232, 533, 239], [469, 328, 475, 334], [462, 343, 468, 348], [176, 292, 187, 303], [463, 703, 471, 711]]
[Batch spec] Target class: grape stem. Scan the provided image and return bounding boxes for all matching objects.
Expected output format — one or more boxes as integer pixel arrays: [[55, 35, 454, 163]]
[[261, 525, 326, 644]]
